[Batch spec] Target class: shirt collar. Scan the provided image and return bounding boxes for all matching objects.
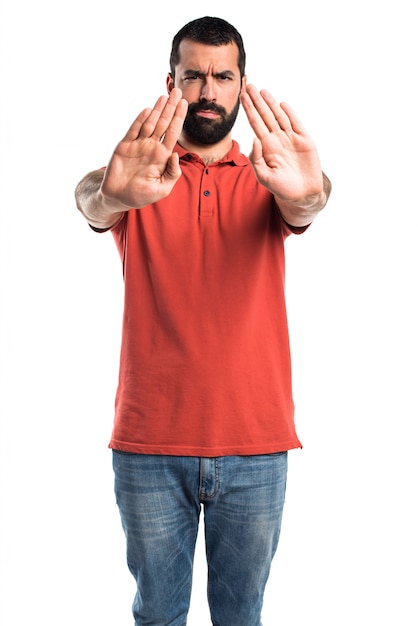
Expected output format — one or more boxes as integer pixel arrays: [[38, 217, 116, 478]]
[[175, 140, 248, 167]]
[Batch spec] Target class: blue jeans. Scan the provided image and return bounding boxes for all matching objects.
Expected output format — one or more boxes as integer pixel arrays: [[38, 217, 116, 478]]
[[113, 451, 288, 626]]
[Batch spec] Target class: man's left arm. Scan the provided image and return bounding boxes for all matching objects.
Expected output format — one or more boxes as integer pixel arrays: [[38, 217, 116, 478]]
[[241, 85, 331, 227], [276, 171, 332, 227]]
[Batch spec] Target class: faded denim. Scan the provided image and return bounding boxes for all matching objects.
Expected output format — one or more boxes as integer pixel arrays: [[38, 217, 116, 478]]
[[113, 451, 288, 626]]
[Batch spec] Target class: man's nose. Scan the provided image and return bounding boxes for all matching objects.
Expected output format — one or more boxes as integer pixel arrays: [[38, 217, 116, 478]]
[[200, 79, 216, 102]]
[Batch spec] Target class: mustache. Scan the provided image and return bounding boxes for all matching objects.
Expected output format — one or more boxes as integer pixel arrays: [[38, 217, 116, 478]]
[[187, 101, 227, 116]]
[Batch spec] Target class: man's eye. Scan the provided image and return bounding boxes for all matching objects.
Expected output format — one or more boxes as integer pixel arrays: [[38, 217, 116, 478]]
[[184, 75, 200, 81]]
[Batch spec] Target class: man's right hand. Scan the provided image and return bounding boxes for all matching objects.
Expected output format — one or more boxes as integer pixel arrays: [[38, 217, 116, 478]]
[[102, 88, 188, 208], [75, 89, 188, 229]]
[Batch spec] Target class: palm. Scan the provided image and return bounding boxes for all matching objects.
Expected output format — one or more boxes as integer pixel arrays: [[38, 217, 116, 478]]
[[241, 86, 323, 201], [101, 89, 188, 208]]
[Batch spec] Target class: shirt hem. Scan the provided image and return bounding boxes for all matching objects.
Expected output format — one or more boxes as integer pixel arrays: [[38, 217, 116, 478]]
[[108, 439, 303, 456]]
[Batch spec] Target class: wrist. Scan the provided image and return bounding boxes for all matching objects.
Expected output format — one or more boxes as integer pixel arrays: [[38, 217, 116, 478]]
[[275, 172, 331, 227]]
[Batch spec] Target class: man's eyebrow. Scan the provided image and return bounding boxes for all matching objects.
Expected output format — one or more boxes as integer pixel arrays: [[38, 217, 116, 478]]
[[182, 69, 236, 78], [214, 70, 236, 78], [183, 69, 203, 76]]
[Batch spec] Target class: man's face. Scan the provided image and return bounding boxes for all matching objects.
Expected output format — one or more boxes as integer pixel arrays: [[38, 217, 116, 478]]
[[168, 40, 244, 145]]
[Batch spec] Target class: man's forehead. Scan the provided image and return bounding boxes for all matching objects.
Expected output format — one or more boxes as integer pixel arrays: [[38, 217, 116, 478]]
[[176, 39, 240, 70]]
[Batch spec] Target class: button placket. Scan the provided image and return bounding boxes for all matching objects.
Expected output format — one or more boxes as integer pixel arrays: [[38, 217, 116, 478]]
[[200, 167, 214, 217]]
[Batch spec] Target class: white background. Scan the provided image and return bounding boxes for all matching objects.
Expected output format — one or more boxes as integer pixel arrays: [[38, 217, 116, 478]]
[[1, 0, 417, 624]]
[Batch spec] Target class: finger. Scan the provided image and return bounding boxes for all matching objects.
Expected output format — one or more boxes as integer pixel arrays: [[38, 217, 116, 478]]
[[248, 138, 271, 182], [121, 93, 174, 141], [279, 101, 307, 135], [152, 89, 187, 143], [244, 85, 286, 134], [138, 94, 172, 138], [244, 85, 299, 137], [160, 98, 188, 151], [164, 152, 182, 182], [260, 94, 309, 136], [249, 137, 263, 166], [138, 89, 184, 141], [241, 87, 275, 138], [257, 89, 293, 132], [123, 108, 153, 141]]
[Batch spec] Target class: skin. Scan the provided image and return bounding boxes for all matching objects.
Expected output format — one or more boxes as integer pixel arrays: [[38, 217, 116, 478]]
[[75, 39, 330, 229], [166, 40, 244, 163]]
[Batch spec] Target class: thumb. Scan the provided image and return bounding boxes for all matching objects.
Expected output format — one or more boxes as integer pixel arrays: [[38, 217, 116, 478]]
[[164, 152, 182, 182], [249, 137, 263, 167]]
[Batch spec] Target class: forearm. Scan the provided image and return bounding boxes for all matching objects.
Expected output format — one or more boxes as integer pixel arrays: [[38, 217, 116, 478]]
[[75, 169, 127, 230], [275, 171, 332, 227]]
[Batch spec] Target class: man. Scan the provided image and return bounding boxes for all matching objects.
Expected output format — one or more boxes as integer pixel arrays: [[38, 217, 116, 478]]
[[75, 16, 331, 626]]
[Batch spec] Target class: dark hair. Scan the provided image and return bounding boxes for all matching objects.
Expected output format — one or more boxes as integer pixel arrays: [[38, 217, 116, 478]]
[[170, 16, 246, 78]]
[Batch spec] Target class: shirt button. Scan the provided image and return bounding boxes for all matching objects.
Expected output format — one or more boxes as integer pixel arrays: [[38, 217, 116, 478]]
[[203, 190, 210, 197]]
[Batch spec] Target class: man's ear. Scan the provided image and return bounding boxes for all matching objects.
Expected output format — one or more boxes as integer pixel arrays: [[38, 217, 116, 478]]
[[166, 73, 174, 94], [240, 75, 247, 94]]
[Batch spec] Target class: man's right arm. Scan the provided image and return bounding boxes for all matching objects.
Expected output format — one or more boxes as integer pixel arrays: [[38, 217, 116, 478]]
[[75, 89, 188, 230], [75, 168, 127, 230]]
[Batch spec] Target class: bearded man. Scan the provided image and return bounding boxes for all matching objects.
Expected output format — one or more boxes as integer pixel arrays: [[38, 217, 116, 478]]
[[75, 15, 331, 626]]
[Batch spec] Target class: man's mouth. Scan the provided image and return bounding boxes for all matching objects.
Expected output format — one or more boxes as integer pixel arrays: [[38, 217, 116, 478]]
[[196, 110, 220, 119], [189, 102, 225, 121]]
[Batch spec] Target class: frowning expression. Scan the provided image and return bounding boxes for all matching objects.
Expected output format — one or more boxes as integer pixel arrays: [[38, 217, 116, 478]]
[[167, 39, 245, 145]]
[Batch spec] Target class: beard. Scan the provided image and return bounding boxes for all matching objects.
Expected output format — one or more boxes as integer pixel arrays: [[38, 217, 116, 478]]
[[182, 98, 240, 145]]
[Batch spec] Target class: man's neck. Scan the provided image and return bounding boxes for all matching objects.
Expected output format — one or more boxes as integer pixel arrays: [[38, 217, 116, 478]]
[[178, 133, 233, 165]]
